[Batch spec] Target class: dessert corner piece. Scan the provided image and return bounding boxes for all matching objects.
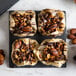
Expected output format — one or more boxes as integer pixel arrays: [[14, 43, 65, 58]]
[[11, 38, 39, 66], [37, 39, 68, 67], [38, 9, 65, 37], [10, 10, 37, 37]]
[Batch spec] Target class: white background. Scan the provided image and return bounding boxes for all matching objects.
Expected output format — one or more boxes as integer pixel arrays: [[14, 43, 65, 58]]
[[0, 0, 76, 76]]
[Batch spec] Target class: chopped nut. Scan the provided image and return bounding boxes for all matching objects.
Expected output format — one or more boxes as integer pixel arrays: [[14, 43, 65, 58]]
[[39, 54, 42, 58], [50, 56, 55, 61], [0, 54, 5, 65], [23, 56, 26, 61], [47, 54, 51, 59], [21, 49, 25, 52], [58, 51, 62, 55], [45, 58, 48, 61], [22, 26, 32, 32], [72, 38, 76, 44], [15, 40, 22, 49], [50, 48, 58, 56], [15, 55, 18, 59]]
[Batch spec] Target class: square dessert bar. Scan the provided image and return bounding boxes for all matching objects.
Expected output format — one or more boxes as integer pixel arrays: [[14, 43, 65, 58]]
[[10, 10, 37, 37]]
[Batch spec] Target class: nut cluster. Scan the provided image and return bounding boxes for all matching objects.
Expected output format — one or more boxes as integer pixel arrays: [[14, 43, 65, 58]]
[[11, 12, 34, 34], [38, 11, 64, 36], [0, 50, 5, 65], [12, 40, 37, 64], [68, 29, 76, 44], [39, 41, 66, 62]]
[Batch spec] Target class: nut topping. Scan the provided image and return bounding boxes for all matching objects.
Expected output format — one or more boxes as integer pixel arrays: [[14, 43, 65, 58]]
[[15, 40, 22, 49], [47, 54, 51, 59], [10, 11, 37, 36], [51, 48, 58, 56], [38, 9, 65, 36], [22, 26, 32, 32], [12, 39, 38, 65], [39, 40, 66, 62]]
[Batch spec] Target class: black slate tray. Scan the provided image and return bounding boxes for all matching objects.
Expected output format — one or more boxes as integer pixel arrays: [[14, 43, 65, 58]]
[[0, 0, 19, 16], [9, 11, 66, 68]]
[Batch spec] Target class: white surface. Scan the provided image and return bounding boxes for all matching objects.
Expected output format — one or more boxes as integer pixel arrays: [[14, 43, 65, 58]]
[[0, 0, 76, 76]]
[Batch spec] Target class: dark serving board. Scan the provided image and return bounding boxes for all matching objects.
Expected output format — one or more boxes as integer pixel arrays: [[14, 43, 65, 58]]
[[9, 11, 66, 68], [0, 0, 19, 16]]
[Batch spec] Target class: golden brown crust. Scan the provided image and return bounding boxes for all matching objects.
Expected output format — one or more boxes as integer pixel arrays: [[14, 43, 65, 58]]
[[37, 38, 68, 67], [38, 9, 65, 37], [10, 10, 37, 37], [11, 38, 39, 66]]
